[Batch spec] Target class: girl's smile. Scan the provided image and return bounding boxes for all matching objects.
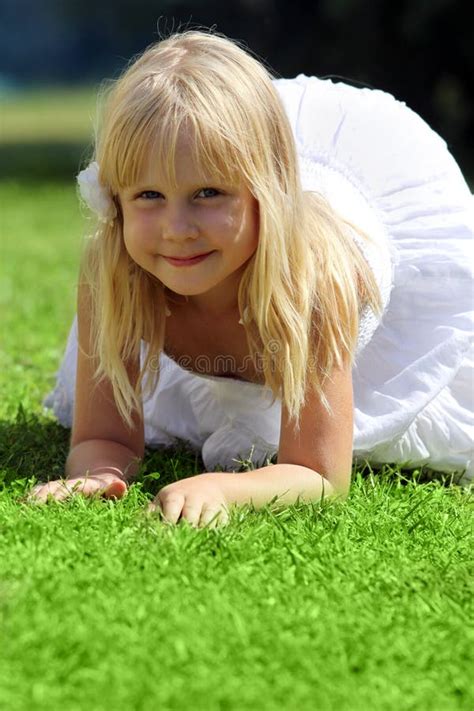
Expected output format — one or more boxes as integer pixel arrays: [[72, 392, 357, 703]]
[[118, 130, 259, 316], [161, 250, 216, 266]]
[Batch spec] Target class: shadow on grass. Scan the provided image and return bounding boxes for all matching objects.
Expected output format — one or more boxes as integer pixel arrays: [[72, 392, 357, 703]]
[[0, 404, 206, 499], [0, 141, 91, 182], [0, 404, 468, 500]]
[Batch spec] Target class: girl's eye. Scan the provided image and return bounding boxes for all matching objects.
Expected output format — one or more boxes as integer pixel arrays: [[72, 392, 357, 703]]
[[196, 188, 220, 199], [137, 188, 220, 201], [139, 190, 162, 200]]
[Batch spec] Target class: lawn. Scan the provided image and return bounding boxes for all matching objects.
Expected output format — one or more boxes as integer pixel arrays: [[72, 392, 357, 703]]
[[0, 90, 473, 710], [1, 86, 98, 143]]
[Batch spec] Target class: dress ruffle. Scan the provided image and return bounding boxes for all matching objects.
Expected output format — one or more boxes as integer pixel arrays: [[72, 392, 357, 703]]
[[43, 75, 474, 486]]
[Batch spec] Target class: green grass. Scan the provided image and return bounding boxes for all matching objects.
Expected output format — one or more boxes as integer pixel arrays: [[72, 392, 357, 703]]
[[1, 181, 473, 711], [1, 86, 98, 143]]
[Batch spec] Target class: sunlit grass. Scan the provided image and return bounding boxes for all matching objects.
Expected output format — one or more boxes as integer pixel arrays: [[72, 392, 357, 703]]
[[1, 86, 98, 143]]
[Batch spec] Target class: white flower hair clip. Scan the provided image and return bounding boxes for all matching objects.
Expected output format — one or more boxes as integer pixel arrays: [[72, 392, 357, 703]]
[[76, 161, 117, 225]]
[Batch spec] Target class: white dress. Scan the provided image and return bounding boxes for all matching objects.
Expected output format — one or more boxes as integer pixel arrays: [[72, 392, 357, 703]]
[[43, 75, 474, 485]]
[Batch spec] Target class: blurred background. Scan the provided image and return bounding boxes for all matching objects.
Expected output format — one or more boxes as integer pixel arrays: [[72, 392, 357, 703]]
[[1, 0, 473, 184]]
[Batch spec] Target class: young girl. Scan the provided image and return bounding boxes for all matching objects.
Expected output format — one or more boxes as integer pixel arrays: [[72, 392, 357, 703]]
[[30, 30, 473, 527]]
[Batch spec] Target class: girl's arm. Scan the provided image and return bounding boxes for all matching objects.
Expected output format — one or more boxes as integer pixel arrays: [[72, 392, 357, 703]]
[[68, 281, 145, 482], [144, 358, 353, 526], [145, 360, 353, 527], [233, 361, 353, 508], [28, 283, 145, 503]]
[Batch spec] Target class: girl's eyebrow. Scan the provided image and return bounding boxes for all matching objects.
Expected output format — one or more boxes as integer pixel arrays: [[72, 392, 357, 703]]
[[126, 179, 234, 193]]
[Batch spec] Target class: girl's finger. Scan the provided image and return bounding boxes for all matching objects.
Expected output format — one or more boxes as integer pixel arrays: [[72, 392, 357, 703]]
[[180, 499, 203, 528], [26, 475, 127, 504], [101, 478, 128, 499], [200, 506, 229, 529], [49, 478, 89, 502], [59, 475, 127, 500], [22, 484, 44, 503], [27, 480, 70, 503], [40, 478, 92, 501], [157, 493, 185, 525]]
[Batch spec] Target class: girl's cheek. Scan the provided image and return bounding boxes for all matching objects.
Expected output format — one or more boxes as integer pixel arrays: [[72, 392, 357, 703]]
[[123, 213, 150, 243], [122, 221, 143, 261], [124, 221, 161, 273], [122, 220, 133, 250]]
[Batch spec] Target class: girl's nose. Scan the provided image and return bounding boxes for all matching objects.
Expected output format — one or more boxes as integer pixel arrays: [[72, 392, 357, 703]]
[[161, 206, 199, 241]]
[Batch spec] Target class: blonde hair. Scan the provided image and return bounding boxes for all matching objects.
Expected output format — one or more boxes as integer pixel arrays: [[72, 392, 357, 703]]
[[79, 29, 381, 432]]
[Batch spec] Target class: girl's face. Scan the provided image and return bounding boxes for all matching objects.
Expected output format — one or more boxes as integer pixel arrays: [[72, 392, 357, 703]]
[[118, 130, 259, 315]]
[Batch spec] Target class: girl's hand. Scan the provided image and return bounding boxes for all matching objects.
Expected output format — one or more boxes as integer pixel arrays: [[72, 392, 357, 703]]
[[24, 472, 128, 504], [146, 472, 235, 529]]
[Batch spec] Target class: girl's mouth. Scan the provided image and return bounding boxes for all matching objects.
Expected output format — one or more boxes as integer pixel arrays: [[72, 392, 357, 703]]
[[162, 251, 215, 267]]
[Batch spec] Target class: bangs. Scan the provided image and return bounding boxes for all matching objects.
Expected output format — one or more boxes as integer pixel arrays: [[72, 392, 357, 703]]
[[103, 92, 248, 194]]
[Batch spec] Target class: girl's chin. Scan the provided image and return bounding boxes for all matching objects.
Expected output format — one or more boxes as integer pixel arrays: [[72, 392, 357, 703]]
[[158, 278, 219, 297]]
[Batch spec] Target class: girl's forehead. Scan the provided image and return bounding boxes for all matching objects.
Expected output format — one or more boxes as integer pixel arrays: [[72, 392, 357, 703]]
[[131, 128, 240, 188], [136, 152, 219, 188]]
